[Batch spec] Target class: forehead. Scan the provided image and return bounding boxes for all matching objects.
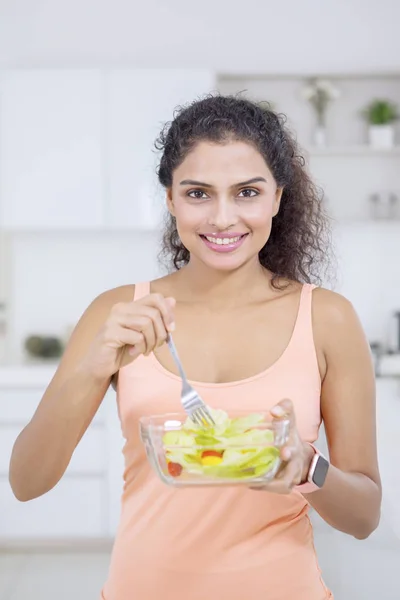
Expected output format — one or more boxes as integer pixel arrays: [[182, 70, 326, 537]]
[[173, 140, 272, 182]]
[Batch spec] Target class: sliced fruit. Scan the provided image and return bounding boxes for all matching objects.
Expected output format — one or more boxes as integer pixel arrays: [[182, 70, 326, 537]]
[[201, 450, 224, 459], [167, 462, 183, 477], [201, 450, 224, 466]]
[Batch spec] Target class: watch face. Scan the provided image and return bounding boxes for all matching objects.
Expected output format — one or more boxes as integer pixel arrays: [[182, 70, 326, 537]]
[[312, 456, 329, 488]]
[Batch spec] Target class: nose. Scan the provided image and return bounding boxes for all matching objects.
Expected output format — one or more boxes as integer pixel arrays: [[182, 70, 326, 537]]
[[208, 197, 238, 231]]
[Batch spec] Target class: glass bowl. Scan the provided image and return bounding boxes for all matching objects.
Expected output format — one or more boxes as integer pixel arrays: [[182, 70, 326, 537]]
[[139, 409, 290, 487]]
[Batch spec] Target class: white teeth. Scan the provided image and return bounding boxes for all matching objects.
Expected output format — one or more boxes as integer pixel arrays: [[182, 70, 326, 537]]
[[205, 236, 241, 245]]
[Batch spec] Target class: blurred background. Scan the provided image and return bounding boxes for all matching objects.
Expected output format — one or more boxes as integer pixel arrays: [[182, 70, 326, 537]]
[[0, 1, 400, 598]]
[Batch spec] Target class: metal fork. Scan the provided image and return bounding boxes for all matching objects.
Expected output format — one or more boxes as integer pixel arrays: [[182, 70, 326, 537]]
[[166, 334, 215, 427]]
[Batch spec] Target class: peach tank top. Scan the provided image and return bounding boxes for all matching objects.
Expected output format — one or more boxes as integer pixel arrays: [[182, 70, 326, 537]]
[[101, 282, 333, 600]]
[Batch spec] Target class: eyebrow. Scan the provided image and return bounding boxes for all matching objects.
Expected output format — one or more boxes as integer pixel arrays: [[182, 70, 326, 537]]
[[179, 177, 267, 188]]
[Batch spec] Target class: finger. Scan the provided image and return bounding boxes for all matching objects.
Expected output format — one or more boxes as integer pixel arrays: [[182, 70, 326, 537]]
[[280, 445, 297, 462], [162, 296, 176, 332], [118, 307, 167, 351], [152, 312, 169, 348], [110, 328, 146, 357], [270, 398, 295, 426], [142, 294, 176, 332], [118, 314, 156, 355], [127, 340, 146, 360], [133, 305, 170, 348], [275, 457, 302, 487], [139, 317, 157, 356]]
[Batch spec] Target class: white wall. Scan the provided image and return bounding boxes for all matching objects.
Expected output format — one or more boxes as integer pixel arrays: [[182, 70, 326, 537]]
[[1, 1, 400, 75], [8, 231, 163, 361], [4, 70, 400, 361], [333, 221, 399, 345]]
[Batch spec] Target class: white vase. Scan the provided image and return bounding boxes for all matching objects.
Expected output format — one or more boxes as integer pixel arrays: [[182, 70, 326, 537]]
[[368, 124, 395, 149], [313, 126, 327, 147]]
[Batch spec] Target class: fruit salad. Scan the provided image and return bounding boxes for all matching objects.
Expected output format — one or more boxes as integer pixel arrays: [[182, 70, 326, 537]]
[[162, 408, 281, 481]]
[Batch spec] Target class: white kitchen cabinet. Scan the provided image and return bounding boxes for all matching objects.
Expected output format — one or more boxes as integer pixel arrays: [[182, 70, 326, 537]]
[[311, 379, 400, 599], [0, 387, 105, 426], [0, 369, 112, 543], [0, 478, 106, 539], [0, 69, 104, 230], [0, 425, 106, 475], [104, 387, 125, 536], [376, 378, 400, 540], [105, 68, 216, 230]]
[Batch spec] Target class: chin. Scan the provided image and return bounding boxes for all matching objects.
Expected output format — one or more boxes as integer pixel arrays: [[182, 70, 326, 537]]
[[195, 250, 255, 273]]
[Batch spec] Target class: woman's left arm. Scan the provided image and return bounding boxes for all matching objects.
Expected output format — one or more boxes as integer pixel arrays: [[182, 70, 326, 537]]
[[303, 289, 382, 539]]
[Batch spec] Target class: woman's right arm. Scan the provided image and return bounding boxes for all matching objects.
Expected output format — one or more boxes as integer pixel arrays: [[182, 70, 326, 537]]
[[9, 285, 175, 502]]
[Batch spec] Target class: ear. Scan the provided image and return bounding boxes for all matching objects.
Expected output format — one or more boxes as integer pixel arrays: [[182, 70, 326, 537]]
[[166, 188, 175, 216], [272, 187, 283, 217]]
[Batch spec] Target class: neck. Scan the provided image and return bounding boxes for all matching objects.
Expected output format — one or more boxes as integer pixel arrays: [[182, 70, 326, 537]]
[[175, 257, 271, 307]]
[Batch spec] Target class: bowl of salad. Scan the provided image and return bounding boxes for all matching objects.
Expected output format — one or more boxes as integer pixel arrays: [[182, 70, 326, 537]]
[[139, 408, 290, 487]]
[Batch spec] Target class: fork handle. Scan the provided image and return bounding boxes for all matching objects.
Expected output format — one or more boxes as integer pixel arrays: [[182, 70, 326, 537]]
[[166, 334, 188, 383]]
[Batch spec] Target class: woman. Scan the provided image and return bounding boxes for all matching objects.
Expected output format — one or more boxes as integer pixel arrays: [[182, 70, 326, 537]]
[[9, 95, 381, 600]]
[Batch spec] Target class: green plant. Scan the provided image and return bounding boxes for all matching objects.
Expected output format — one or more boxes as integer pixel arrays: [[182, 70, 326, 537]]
[[363, 99, 399, 125], [301, 79, 340, 126]]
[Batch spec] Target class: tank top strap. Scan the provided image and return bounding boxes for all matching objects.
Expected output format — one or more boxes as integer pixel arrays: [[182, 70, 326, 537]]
[[290, 283, 317, 348], [133, 281, 151, 301]]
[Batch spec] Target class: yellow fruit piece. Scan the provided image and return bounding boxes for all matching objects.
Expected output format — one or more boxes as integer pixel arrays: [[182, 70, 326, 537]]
[[201, 455, 223, 466]]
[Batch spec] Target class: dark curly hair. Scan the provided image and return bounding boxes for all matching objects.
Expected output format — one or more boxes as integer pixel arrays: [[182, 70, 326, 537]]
[[156, 94, 333, 286]]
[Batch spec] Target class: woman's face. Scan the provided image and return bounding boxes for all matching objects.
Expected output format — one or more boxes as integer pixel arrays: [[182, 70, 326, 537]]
[[167, 140, 283, 272]]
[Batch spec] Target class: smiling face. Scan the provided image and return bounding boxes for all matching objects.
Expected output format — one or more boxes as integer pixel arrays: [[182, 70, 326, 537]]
[[167, 140, 283, 272]]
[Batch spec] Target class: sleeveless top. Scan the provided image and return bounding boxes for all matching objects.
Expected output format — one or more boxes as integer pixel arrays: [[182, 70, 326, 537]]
[[101, 281, 333, 600]]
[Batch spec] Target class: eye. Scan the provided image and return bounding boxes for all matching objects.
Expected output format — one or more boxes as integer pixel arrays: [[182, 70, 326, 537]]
[[238, 188, 259, 198], [187, 189, 209, 200]]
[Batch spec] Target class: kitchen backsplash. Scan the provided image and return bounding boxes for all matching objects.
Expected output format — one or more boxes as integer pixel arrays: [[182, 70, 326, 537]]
[[5, 220, 400, 362]]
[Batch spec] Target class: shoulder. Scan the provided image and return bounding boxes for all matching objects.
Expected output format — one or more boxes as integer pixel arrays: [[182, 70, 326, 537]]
[[311, 286, 358, 327], [311, 286, 368, 360], [72, 285, 136, 334], [86, 284, 136, 315]]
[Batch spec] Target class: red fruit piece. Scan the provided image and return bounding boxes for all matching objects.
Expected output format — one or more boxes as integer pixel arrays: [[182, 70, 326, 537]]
[[201, 450, 223, 458], [167, 462, 183, 477]]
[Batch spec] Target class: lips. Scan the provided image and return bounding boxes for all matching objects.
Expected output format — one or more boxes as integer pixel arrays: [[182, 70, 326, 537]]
[[199, 233, 249, 253]]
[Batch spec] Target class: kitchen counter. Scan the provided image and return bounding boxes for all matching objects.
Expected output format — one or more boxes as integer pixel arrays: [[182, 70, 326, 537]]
[[0, 361, 399, 388], [378, 353, 400, 378], [0, 363, 58, 388]]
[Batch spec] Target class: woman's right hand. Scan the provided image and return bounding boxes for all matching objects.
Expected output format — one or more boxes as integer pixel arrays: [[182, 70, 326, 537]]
[[81, 293, 176, 380]]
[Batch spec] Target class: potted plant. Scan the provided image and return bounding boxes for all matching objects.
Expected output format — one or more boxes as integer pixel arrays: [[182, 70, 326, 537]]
[[301, 78, 340, 147], [363, 99, 398, 148]]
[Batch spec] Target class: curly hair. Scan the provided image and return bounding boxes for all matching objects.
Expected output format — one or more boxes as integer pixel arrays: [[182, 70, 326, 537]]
[[156, 94, 333, 287]]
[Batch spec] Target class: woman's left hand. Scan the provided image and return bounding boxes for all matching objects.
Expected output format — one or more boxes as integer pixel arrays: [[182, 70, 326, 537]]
[[252, 399, 314, 494]]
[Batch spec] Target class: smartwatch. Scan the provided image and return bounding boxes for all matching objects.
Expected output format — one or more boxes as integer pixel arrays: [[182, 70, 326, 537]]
[[295, 443, 330, 494]]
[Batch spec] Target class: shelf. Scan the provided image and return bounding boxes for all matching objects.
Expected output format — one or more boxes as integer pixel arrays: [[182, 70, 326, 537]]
[[306, 146, 400, 157]]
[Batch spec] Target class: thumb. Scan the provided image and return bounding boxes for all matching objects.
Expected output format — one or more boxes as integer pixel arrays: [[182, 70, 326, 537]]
[[270, 398, 295, 425], [128, 338, 146, 358], [165, 296, 176, 308], [164, 297, 176, 331]]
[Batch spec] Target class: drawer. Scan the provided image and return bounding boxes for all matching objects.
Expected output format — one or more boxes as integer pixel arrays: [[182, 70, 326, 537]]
[[0, 476, 106, 539], [0, 388, 107, 425], [0, 424, 107, 475]]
